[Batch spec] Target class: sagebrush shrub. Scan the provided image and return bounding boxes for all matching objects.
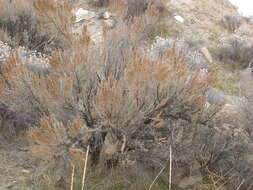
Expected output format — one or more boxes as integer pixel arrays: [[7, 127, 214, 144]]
[[0, 3, 217, 163], [90, 0, 111, 7], [0, 0, 64, 54], [221, 14, 243, 32], [126, 0, 166, 20], [0, 22, 227, 189], [0, 0, 252, 189], [217, 36, 253, 69]]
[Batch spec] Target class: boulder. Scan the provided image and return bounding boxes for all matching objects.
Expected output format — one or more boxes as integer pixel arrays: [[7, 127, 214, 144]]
[[75, 8, 96, 23], [174, 15, 184, 23], [101, 11, 112, 19]]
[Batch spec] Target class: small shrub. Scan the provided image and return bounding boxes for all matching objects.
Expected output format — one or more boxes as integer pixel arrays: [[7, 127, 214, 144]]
[[216, 36, 253, 69], [126, 0, 149, 18], [147, 21, 183, 40], [120, 0, 166, 20], [221, 14, 243, 32], [213, 65, 240, 95], [89, 0, 111, 7], [0, 0, 64, 54]]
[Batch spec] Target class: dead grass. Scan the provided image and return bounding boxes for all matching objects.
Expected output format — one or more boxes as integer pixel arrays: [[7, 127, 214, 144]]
[[211, 64, 240, 95]]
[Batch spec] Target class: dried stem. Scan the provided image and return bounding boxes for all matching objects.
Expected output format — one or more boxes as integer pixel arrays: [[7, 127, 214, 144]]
[[169, 144, 172, 190], [148, 165, 166, 190], [70, 164, 75, 190], [81, 145, 90, 190]]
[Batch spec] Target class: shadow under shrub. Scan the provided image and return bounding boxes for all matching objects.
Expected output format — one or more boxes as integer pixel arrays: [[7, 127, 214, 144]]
[[0, 101, 37, 138]]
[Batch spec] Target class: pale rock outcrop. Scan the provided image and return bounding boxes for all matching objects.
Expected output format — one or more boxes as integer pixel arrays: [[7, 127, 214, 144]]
[[75, 8, 96, 22], [73, 8, 115, 44]]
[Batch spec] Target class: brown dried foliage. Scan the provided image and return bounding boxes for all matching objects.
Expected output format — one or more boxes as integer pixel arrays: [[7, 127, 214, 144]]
[[1, 26, 217, 164], [28, 115, 88, 162], [1, 0, 215, 144]]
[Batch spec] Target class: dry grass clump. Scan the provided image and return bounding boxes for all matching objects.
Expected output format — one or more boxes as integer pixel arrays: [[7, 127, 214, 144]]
[[212, 64, 240, 95]]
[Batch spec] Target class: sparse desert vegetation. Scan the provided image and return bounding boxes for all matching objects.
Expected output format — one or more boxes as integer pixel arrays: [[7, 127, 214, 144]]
[[1, 0, 253, 190]]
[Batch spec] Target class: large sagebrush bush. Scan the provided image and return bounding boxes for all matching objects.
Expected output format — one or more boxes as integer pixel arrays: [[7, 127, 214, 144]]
[[0, 18, 230, 190], [0, 0, 252, 189]]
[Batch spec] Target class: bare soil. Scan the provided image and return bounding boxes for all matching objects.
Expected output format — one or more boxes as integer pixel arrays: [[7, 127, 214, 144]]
[[0, 138, 37, 190]]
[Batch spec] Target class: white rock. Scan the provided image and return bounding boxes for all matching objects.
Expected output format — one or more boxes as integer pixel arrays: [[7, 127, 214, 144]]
[[102, 11, 112, 19], [75, 8, 96, 23], [174, 15, 184, 23]]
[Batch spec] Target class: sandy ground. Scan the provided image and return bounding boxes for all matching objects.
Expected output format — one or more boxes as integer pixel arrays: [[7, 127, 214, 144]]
[[0, 139, 37, 190]]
